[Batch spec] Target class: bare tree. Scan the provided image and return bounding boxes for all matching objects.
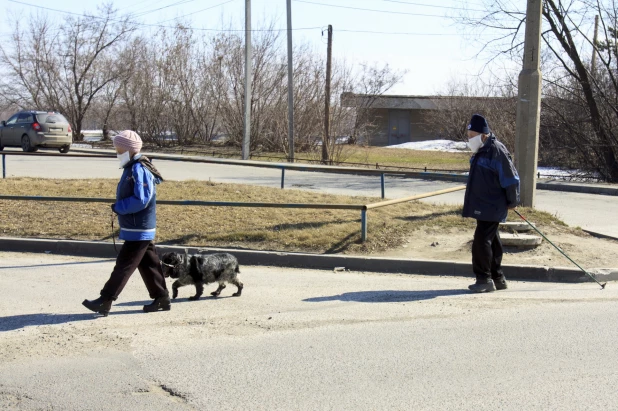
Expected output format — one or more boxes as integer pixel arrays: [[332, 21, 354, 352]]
[[459, 0, 618, 181], [0, 3, 135, 141], [423, 76, 518, 151]]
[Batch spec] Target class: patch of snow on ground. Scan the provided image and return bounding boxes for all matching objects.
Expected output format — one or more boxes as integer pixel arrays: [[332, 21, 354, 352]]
[[387, 140, 469, 153], [387, 140, 600, 181]]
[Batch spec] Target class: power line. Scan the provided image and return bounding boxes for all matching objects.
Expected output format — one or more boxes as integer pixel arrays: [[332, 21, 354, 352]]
[[6, 0, 484, 37], [336, 29, 477, 36], [132, 0, 201, 18], [7, 0, 317, 32], [158, 0, 236, 24], [292, 0, 446, 18], [382, 0, 486, 13], [119, 0, 168, 12]]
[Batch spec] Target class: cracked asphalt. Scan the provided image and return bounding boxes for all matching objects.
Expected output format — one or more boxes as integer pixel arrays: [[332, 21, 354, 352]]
[[1, 252, 617, 410]]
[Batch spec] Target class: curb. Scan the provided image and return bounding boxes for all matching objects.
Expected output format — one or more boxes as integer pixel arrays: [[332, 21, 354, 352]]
[[536, 182, 618, 196], [1, 237, 616, 283], [582, 230, 618, 242]]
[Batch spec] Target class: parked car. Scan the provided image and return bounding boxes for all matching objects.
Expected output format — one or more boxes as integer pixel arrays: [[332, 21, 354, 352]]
[[0, 110, 72, 153]]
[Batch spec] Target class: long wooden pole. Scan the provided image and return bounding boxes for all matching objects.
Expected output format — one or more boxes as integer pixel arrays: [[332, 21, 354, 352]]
[[365, 185, 466, 210]]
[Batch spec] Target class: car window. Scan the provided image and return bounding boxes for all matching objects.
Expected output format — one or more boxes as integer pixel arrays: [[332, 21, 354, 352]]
[[36, 113, 68, 124], [5, 114, 18, 125], [17, 113, 34, 123]]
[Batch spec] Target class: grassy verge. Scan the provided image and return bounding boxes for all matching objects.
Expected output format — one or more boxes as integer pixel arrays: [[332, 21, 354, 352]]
[[0, 178, 568, 254], [91, 141, 471, 172]]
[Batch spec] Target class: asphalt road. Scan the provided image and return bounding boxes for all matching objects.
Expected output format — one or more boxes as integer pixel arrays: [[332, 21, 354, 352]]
[[0, 252, 616, 410], [2, 150, 618, 237]]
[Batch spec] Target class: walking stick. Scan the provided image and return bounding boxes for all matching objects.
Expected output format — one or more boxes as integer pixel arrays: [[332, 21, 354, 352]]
[[513, 209, 606, 289]]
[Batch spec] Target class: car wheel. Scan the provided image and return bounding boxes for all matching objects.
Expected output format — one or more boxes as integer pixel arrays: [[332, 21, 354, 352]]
[[59, 145, 70, 154], [21, 135, 37, 152]]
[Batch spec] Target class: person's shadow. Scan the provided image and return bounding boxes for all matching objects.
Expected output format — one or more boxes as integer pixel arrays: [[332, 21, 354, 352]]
[[303, 289, 469, 303], [0, 308, 145, 332]]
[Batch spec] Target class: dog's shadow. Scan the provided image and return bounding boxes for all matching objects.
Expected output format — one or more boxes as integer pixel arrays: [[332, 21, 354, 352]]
[[0, 309, 145, 332], [116, 296, 233, 307], [304, 289, 469, 303]]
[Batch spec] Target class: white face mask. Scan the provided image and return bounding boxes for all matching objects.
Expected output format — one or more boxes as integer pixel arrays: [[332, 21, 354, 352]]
[[117, 151, 131, 168], [467, 134, 484, 154]]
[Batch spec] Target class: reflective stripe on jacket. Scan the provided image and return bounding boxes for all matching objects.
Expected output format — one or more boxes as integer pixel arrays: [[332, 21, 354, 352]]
[[462, 134, 520, 222]]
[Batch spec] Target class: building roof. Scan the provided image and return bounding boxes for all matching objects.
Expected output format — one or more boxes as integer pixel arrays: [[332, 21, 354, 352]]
[[340, 93, 510, 110]]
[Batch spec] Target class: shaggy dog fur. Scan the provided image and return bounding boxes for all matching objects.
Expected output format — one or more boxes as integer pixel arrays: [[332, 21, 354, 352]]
[[160, 252, 243, 300]]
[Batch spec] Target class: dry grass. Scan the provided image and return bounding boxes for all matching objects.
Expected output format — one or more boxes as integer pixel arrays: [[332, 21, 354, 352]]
[[340, 146, 470, 171], [103, 143, 472, 172], [0, 178, 569, 254]]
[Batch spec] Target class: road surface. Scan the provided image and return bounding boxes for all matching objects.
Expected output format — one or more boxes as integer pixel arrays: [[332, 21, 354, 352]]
[[1, 252, 617, 410]]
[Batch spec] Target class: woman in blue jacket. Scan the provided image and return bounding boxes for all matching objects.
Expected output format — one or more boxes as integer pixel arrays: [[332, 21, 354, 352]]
[[463, 115, 520, 293], [83, 131, 170, 316]]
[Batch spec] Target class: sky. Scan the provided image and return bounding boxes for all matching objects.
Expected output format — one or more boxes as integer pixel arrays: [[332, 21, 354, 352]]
[[0, 0, 518, 95]]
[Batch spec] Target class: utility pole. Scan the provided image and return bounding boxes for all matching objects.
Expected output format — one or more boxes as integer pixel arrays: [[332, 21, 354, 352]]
[[323, 25, 332, 164], [515, 0, 543, 207], [286, 0, 295, 162], [242, 0, 252, 160], [591, 15, 600, 74]]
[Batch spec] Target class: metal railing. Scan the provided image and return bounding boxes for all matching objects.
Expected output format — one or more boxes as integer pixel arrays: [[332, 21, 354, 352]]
[[0, 186, 466, 242], [0, 150, 469, 198]]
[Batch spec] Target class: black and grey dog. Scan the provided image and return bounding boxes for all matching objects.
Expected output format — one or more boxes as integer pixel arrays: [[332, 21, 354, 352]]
[[159, 252, 243, 300]]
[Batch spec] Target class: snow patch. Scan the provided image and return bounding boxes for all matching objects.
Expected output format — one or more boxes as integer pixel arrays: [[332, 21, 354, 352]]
[[387, 139, 469, 153]]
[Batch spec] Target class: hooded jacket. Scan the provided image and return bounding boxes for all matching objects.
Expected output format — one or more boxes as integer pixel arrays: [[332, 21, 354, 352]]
[[462, 134, 520, 222], [113, 154, 162, 241]]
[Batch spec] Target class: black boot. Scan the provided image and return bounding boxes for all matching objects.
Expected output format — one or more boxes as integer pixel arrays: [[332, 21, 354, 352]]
[[143, 295, 171, 313], [82, 297, 113, 316], [493, 275, 508, 291], [468, 280, 496, 293]]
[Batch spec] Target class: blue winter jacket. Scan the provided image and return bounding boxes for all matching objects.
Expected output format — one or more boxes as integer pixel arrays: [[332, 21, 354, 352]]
[[462, 134, 520, 222], [114, 154, 161, 241]]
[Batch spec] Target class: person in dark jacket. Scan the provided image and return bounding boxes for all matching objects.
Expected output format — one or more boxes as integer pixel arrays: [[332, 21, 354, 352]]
[[82, 130, 170, 315], [463, 114, 520, 293]]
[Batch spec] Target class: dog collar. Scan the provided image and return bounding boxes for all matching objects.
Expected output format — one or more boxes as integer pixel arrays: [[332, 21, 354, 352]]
[[160, 261, 177, 268]]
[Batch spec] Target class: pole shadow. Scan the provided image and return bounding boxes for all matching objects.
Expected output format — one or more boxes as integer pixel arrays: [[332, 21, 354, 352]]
[[303, 289, 469, 303]]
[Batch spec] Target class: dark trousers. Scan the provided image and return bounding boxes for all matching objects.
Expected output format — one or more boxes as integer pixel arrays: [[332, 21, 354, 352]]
[[472, 220, 504, 282], [101, 241, 168, 301]]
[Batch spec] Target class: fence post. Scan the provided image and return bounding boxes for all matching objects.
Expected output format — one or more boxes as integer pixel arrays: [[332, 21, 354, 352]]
[[380, 173, 385, 199], [2, 154, 5, 179], [281, 168, 285, 189], [361, 209, 367, 242]]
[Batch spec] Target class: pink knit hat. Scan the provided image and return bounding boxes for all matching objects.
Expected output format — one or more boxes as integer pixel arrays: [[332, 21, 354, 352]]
[[113, 130, 142, 152]]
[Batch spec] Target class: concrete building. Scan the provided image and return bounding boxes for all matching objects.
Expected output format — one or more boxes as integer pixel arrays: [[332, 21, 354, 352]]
[[341, 93, 513, 147], [341, 93, 440, 146]]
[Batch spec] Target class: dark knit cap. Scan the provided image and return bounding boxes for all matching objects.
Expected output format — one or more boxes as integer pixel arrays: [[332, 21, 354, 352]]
[[467, 114, 490, 134]]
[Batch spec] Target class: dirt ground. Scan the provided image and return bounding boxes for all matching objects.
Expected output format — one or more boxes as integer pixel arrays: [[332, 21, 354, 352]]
[[377, 226, 618, 269]]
